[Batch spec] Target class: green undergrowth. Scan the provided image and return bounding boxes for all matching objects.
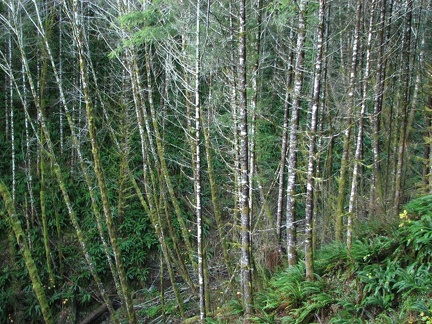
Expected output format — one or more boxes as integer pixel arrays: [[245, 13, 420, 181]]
[[249, 195, 432, 323]]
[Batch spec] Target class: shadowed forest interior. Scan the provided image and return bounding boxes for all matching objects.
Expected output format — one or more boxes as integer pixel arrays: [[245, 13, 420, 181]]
[[0, 0, 432, 323]]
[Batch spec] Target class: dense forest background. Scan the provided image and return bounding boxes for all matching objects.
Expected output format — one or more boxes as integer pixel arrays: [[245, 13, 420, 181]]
[[0, 0, 431, 323]]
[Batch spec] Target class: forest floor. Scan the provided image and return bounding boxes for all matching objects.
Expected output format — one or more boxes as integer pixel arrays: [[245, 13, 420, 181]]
[[76, 196, 432, 323]]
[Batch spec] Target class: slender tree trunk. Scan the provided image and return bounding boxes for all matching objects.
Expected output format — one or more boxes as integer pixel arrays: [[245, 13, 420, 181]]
[[383, 0, 395, 198], [237, 0, 253, 320], [286, 0, 308, 266], [335, 0, 361, 242], [58, 6, 64, 155], [8, 7, 15, 205], [426, 2, 432, 193], [23, 69, 36, 229], [425, 93, 432, 193], [347, 0, 376, 249], [316, 1, 331, 244], [227, 1, 241, 244], [145, 45, 196, 269], [393, 0, 413, 216], [34, 25, 56, 284], [249, 0, 262, 241], [305, 0, 325, 280], [8, 2, 118, 318], [68, 1, 136, 320], [39, 145, 55, 286], [403, 7, 424, 191], [194, 0, 206, 321], [276, 23, 294, 249], [0, 181, 53, 324], [202, 100, 233, 279], [118, 1, 189, 310], [370, 0, 388, 217]]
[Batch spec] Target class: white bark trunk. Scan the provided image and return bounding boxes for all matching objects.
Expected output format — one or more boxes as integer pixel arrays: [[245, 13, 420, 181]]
[[305, 0, 325, 280]]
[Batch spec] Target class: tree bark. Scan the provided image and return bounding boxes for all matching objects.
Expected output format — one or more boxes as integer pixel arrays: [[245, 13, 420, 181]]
[[335, 0, 362, 242], [194, 0, 206, 320], [238, 0, 253, 320], [305, 0, 325, 280], [67, 1, 136, 320], [347, 0, 376, 249], [0, 181, 53, 324], [393, 0, 413, 216], [286, 0, 308, 266], [276, 22, 295, 249]]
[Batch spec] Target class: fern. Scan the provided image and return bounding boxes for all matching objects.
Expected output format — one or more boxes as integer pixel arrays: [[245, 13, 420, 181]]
[[254, 196, 432, 323], [293, 292, 334, 323], [405, 216, 432, 263], [393, 263, 432, 297], [329, 318, 363, 324], [373, 310, 398, 323], [314, 242, 349, 275], [267, 263, 306, 307], [405, 195, 432, 217], [350, 239, 373, 264], [299, 277, 326, 297]]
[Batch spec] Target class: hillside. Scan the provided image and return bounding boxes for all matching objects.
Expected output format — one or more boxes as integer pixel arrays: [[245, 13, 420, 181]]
[[227, 195, 432, 323]]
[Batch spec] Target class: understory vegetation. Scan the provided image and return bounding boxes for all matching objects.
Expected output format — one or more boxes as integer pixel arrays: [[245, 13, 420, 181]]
[[111, 194, 432, 323], [3, 194, 427, 323], [242, 195, 432, 324]]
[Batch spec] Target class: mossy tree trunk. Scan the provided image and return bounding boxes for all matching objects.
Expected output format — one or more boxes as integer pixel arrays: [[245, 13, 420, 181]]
[[7, 2, 118, 319], [118, 3, 188, 310], [67, 0, 136, 321], [335, 0, 361, 243], [0, 181, 53, 324]]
